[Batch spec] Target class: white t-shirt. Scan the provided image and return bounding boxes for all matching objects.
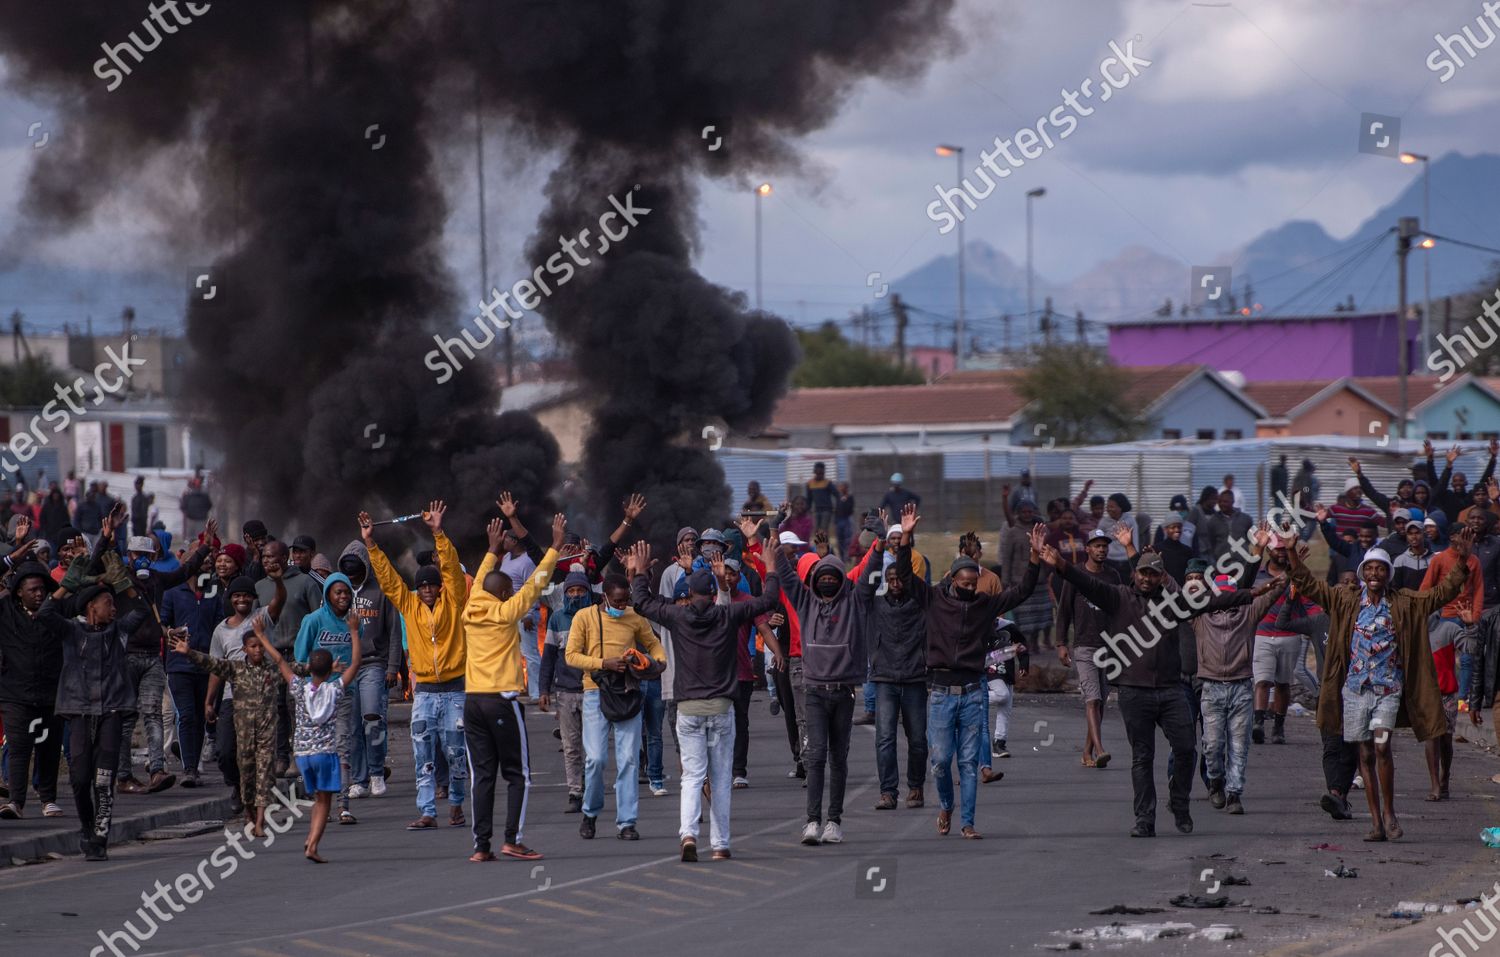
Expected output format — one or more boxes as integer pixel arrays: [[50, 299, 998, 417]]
[[208, 608, 270, 701]]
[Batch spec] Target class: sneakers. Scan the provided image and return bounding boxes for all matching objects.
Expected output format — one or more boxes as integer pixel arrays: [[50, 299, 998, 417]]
[[820, 821, 843, 844], [994, 740, 1010, 759], [580, 815, 597, 839], [800, 821, 821, 846], [0, 803, 20, 820], [769, 700, 781, 716], [1251, 723, 1265, 745], [732, 777, 749, 789], [650, 784, 668, 797], [348, 784, 369, 799], [118, 776, 149, 795], [1320, 791, 1353, 820], [1129, 822, 1155, 838], [82, 839, 109, 862], [1225, 793, 1244, 815], [618, 826, 640, 841], [787, 764, 806, 779], [566, 793, 583, 813], [1208, 780, 1226, 810], [1271, 717, 1286, 745], [370, 776, 387, 798], [179, 771, 200, 789], [42, 802, 63, 818]]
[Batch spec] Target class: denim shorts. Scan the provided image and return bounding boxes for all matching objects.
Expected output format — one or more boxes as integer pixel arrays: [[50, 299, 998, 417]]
[[1342, 686, 1400, 743], [296, 752, 341, 794]]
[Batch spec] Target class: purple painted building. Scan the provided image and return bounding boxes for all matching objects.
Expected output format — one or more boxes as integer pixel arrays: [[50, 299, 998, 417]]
[[1108, 312, 1415, 382]]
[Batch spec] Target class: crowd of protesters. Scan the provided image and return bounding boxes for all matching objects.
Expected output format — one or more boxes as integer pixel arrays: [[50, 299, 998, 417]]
[[0, 439, 1497, 863]]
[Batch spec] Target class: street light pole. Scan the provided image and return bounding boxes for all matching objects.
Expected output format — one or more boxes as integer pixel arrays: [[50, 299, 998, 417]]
[[1397, 216, 1418, 439], [936, 145, 964, 367], [1026, 188, 1046, 342], [754, 183, 771, 311], [1401, 152, 1431, 358]]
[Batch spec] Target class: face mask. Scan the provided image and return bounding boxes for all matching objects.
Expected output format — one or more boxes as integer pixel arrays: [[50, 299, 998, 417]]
[[814, 577, 840, 598], [564, 594, 589, 614], [131, 556, 152, 572], [700, 544, 724, 560], [953, 585, 977, 601], [605, 605, 626, 618]]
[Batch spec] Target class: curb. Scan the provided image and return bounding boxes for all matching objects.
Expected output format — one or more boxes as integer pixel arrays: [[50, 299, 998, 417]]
[[0, 792, 235, 867]]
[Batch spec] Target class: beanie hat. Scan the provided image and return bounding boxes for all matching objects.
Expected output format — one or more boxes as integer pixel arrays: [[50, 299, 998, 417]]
[[221, 543, 247, 569], [311, 553, 333, 575], [688, 569, 717, 596], [563, 570, 590, 590], [228, 576, 257, 597], [672, 575, 693, 599], [1185, 558, 1211, 575], [949, 556, 980, 575], [1213, 573, 1237, 593], [7, 560, 50, 589], [415, 566, 442, 588]]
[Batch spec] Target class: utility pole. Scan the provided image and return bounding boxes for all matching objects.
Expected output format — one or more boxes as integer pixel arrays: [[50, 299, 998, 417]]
[[890, 293, 909, 370], [1075, 309, 1085, 344], [1397, 217, 1418, 438], [1041, 296, 1054, 346]]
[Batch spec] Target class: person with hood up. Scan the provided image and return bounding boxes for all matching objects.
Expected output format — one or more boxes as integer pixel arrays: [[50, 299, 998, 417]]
[[461, 512, 564, 863], [362, 501, 469, 831], [540, 568, 594, 813], [1286, 528, 1473, 842], [294, 568, 367, 825], [897, 505, 1044, 839], [0, 557, 65, 819], [650, 525, 698, 793], [774, 522, 870, 847], [337, 539, 402, 800], [628, 541, 781, 862]]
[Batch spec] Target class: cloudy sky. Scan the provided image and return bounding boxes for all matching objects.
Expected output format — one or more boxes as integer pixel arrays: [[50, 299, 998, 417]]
[[0, 0, 1497, 334]]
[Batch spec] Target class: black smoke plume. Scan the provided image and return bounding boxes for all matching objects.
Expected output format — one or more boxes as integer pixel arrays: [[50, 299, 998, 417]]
[[0, 0, 958, 551]]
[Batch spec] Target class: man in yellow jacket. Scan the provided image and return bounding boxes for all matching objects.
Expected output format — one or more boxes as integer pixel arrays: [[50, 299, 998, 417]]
[[463, 511, 564, 863], [360, 501, 469, 831], [566, 573, 666, 840]]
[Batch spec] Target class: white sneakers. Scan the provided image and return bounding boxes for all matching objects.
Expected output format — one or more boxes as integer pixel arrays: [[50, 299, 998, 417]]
[[820, 821, 843, 844], [801, 821, 843, 844], [650, 784, 669, 797], [370, 777, 387, 797], [348, 784, 369, 799], [800, 821, 821, 845]]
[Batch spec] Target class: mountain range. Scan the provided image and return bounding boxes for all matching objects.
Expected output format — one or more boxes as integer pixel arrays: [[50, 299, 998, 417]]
[[888, 151, 1500, 353]]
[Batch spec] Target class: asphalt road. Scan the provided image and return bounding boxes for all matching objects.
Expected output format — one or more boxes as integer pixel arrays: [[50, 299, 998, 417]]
[[5, 690, 1498, 957]]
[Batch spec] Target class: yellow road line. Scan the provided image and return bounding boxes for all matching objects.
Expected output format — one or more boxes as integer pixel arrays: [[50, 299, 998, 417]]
[[345, 931, 427, 952], [572, 888, 683, 917], [441, 914, 519, 935], [660, 875, 743, 896], [530, 897, 639, 920], [390, 922, 491, 947], [288, 939, 370, 957]]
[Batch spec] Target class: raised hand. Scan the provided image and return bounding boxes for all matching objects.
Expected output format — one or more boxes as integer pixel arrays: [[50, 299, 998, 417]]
[[423, 500, 447, 533], [1347, 456, 1361, 474], [551, 513, 567, 551], [357, 511, 375, 546], [12, 515, 29, 541], [812, 530, 829, 555], [1423, 439, 1434, 458], [627, 540, 651, 577], [709, 551, 727, 584], [622, 493, 646, 523], [497, 491, 518, 518], [1037, 543, 1062, 568], [486, 517, 505, 553], [1315, 504, 1330, 524], [1447, 444, 1461, 465], [1028, 522, 1048, 554], [1111, 522, 1133, 548], [1450, 526, 1473, 560], [345, 609, 361, 633], [676, 540, 694, 572], [204, 517, 219, 542], [737, 514, 762, 541], [1251, 520, 1271, 548], [899, 502, 920, 535]]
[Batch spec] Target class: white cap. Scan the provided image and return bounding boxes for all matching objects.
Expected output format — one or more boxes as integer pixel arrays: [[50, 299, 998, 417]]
[[778, 531, 806, 546], [885, 525, 903, 539], [126, 536, 156, 553], [1344, 476, 1361, 492], [1359, 547, 1393, 576]]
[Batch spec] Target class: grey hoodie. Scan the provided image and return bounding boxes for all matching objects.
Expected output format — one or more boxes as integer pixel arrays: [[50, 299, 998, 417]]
[[254, 561, 323, 651], [339, 540, 401, 675], [776, 553, 868, 684]]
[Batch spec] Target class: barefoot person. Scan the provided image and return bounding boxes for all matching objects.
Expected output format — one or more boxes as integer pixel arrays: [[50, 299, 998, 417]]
[[1285, 529, 1472, 842], [255, 616, 362, 862]]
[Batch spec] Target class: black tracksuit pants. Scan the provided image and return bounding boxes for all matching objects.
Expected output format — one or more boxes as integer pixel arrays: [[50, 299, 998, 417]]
[[67, 712, 124, 849], [464, 694, 530, 852], [1, 701, 63, 808], [1321, 730, 1358, 795]]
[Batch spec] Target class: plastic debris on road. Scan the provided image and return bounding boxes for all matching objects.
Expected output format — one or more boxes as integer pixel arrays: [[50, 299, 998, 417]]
[[1170, 894, 1230, 909], [1056, 923, 1242, 945], [1480, 827, 1500, 848], [1198, 925, 1243, 941], [1389, 901, 1465, 919], [1088, 905, 1165, 916], [1324, 864, 1359, 878]]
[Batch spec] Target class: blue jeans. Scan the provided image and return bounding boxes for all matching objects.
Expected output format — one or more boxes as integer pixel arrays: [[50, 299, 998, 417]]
[[874, 681, 927, 796], [412, 689, 467, 817], [862, 679, 876, 715], [521, 627, 541, 699], [677, 709, 735, 850], [582, 690, 642, 828], [927, 685, 985, 828], [640, 678, 665, 788], [1201, 678, 1253, 795], [348, 664, 390, 787], [835, 516, 854, 558]]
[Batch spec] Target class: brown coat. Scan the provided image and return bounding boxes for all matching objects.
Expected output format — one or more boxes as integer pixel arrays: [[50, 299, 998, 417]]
[[1290, 559, 1468, 743]]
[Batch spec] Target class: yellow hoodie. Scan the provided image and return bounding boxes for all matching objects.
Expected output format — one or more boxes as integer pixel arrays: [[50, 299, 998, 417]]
[[369, 530, 468, 685], [464, 548, 559, 694], [565, 603, 665, 692]]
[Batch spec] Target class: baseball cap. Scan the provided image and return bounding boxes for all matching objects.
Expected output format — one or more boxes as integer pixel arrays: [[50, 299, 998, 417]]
[[243, 519, 269, 539], [1086, 529, 1112, 544], [1391, 508, 1412, 521], [890, 472, 904, 485], [126, 535, 156, 553], [1135, 552, 1165, 573], [291, 535, 316, 552], [778, 531, 806, 546]]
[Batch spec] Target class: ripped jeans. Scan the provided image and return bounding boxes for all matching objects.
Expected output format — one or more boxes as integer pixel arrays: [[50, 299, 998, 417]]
[[411, 687, 467, 818]]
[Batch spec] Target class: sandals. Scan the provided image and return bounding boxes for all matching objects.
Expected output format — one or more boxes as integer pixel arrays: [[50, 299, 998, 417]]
[[449, 807, 466, 827], [1094, 753, 1111, 769], [937, 809, 951, 836], [339, 810, 358, 825]]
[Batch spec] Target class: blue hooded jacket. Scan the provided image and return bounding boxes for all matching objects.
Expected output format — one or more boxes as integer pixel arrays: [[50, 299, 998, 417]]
[[294, 572, 357, 666]]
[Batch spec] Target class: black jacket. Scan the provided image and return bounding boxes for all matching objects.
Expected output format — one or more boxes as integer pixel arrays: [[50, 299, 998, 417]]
[[41, 596, 147, 716], [898, 544, 1038, 682], [854, 550, 927, 682], [630, 574, 781, 702], [1055, 563, 1122, 649], [0, 593, 63, 708]]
